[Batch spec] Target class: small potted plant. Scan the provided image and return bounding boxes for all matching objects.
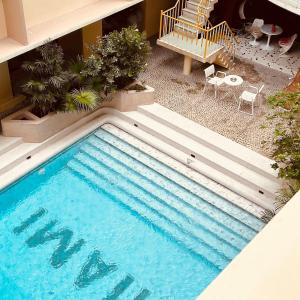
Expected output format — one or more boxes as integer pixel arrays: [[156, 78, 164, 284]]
[[1, 43, 101, 142]]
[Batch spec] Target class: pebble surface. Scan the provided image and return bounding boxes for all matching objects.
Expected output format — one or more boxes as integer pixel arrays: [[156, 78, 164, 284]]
[[139, 46, 290, 158]]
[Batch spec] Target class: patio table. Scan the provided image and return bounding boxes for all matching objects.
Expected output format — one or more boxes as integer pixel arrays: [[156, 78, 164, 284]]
[[261, 24, 283, 51], [223, 75, 244, 102]]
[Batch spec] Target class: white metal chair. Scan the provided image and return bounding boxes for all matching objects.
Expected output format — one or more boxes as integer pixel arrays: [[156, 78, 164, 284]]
[[202, 65, 226, 98], [238, 84, 264, 115], [249, 19, 264, 46], [279, 33, 298, 56]]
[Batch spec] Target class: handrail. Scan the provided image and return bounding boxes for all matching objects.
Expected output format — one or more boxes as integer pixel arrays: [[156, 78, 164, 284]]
[[197, 0, 212, 17], [208, 21, 238, 43], [162, 13, 208, 33], [163, 0, 181, 14], [159, 0, 238, 63]]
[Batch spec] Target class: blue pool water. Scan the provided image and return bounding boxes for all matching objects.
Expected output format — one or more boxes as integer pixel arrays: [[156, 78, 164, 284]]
[[0, 124, 265, 300]]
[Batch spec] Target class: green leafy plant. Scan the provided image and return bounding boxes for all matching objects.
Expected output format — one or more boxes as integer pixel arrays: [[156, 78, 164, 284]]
[[268, 88, 300, 181], [22, 43, 68, 116], [86, 25, 151, 94], [65, 89, 99, 112], [263, 86, 300, 218], [22, 43, 100, 117]]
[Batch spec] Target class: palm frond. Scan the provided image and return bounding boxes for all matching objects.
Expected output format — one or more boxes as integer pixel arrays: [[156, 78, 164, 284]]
[[67, 89, 99, 111]]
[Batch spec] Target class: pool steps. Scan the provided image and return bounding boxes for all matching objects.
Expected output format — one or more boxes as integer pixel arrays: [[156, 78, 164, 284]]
[[81, 142, 255, 244], [0, 104, 278, 212], [120, 111, 278, 197], [138, 103, 277, 181], [117, 107, 279, 209], [67, 127, 263, 270], [68, 159, 229, 270], [92, 129, 263, 233]]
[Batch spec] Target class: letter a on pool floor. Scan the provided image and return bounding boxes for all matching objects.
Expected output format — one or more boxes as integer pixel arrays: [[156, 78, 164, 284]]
[[75, 250, 117, 288]]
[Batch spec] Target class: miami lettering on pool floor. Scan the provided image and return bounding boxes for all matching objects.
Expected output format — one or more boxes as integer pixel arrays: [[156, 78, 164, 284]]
[[13, 208, 150, 299]]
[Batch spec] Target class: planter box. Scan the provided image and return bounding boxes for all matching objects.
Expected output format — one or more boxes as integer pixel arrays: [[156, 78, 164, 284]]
[[1, 106, 89, 143], [1, 85, 155, 143], [103, 85, 155, 112]]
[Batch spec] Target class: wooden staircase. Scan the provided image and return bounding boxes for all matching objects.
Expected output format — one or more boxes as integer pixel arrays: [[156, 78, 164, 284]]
[[157, 0, 237, 74]]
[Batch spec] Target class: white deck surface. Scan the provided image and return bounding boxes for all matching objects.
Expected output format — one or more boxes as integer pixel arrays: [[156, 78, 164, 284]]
[[158, 32, 223, 60], [0, 106, 270, 216]]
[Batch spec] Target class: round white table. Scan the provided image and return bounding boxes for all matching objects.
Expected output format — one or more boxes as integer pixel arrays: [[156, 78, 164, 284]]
[[224, 75, 243, 86], [260, 24, 283, 51], [223, 75, 243, 102]]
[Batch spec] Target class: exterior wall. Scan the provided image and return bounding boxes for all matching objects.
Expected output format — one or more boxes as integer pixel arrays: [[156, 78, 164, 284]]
[[82, 20, 102, 58], [198, 190, 300, 300], [0, 61, 24, 113], [143, 0, 176, 38], [0, 0, 143, 114], [2, 0, 28, 44], [0, 1, 7, 39], [22, 0, 99, 28], [269, 0, 300, 15], [0, 62, 12, 102]]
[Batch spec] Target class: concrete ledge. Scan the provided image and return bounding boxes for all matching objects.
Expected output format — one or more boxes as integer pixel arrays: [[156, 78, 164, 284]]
[[1, 85, 154, 143], [138, 103, 278, 180], [106, 85, 155, 112], [1, 106, 90, 143], [198, 190, 300, 300]]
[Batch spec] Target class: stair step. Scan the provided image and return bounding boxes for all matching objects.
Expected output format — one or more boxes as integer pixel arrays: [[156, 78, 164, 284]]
[[0, 143, 37, 175], [85, 135, 256, 245], [174, 23, 199, 36], [78, 149, 241, 259], [67, 159, 230, 270], [181, 10, 210, 25], [122, 111, 278, 198], [93, 128, 264, 233], [178, 15, 199, 25], [137, 104, 278, 182], [117, 111, 276, 209], [0, 136, 23, 156]]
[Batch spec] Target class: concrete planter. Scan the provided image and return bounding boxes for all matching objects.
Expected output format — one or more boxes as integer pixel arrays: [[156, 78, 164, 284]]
[[1, 85, 154, 143], [103, 84, 155, 112], [1, 106, 89, 143]]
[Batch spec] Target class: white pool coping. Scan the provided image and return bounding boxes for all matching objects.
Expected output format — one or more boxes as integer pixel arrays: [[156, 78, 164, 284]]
[[0, 107, 266, 218]]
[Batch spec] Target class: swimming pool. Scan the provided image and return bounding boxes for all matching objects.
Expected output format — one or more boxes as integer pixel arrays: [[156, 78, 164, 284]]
[[0, 124, 265, 299]]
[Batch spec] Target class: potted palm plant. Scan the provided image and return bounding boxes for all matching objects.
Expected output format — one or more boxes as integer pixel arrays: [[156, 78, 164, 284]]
[[1, 43, 100, 142]]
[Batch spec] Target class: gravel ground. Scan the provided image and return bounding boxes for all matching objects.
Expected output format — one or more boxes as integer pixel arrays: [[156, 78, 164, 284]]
[[139, 46, 290, 157]]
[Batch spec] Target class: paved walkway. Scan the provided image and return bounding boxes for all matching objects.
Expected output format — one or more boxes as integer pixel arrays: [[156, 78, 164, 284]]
[[139, 46, 290, 157]]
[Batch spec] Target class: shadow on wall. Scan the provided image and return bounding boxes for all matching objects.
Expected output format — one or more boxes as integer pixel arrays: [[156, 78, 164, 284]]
[[103, 4, 144, 34], [212, 0, 300, 39]]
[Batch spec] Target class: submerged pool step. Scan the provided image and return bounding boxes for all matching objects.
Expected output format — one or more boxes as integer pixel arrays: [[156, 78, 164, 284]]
[[67, 159, 231, 270], [86, 135, 255, 245], [72, 152, 239, 261], [119, 109, 278, 206], [138, 103, 278, 181], [93, 128, 264, 233], [82, 142, 247, 251]]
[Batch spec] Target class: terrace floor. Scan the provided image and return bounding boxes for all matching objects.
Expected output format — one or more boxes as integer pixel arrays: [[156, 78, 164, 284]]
[[139, 46, 290, 158], [235, 33, 300, 76]]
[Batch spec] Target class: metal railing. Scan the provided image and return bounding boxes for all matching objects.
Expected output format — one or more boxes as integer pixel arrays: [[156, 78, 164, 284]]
[[159, 2, 237, 60]]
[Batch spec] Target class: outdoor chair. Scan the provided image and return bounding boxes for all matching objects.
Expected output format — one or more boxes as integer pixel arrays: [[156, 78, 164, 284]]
[[249, 19, 264, 46], [238, 84, 264, 115], [278, 33, 298, 56], [202, 65, 227, 99]]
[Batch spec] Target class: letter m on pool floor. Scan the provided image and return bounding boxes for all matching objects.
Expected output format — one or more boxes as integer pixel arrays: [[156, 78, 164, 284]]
[[25, 220, 85, 268]]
